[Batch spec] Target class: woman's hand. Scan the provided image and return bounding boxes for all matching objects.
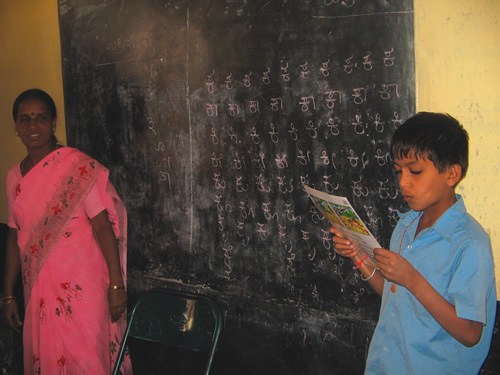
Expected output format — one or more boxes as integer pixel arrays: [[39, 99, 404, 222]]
[[108, 288, 127, 322], [3, 301, 22, 331]]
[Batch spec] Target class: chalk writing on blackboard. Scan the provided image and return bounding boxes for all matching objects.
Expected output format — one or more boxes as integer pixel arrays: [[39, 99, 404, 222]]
[[60, 0, 415, 318]]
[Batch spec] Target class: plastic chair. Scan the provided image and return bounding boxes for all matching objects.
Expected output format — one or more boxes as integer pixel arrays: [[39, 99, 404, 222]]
[[112, 287, 223, 375]]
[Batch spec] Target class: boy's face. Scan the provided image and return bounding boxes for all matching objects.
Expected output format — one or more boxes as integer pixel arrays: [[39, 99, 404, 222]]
[[393, 152, 459, 219]]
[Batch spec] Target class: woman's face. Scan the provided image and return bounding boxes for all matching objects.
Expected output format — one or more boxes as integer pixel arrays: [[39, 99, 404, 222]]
[[15, 98, 56, 152]]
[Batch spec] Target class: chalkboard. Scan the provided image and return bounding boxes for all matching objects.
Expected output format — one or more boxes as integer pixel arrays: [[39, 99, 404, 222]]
[[59, 1, 414, 373]]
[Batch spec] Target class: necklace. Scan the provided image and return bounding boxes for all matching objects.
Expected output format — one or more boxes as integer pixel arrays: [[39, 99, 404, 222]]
[[391, 211, 422, 293]]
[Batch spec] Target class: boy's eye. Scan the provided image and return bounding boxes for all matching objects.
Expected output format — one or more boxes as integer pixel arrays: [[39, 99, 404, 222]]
[[393, 168, 422, 175]]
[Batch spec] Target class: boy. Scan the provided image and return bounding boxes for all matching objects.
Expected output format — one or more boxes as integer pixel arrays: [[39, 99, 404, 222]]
[[331, 112, 496, 373]]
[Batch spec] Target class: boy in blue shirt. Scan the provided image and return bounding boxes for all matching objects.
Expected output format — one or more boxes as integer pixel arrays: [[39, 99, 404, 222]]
[[331, 112, 496, 373]]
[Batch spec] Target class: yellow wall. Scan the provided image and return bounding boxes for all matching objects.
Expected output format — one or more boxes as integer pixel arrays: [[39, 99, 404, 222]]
[[414, 0, 500, 291], [0, 0, 66, 223], [0, 1, 499, 290]]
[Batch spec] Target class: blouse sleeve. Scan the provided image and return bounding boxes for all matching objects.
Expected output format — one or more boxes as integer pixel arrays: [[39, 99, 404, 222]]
[[83, 171, 111, 220], [82, 169, 126, 241]]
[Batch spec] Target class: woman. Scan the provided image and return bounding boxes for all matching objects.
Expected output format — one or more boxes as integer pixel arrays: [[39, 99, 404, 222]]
[[2, 89, 132, 374]]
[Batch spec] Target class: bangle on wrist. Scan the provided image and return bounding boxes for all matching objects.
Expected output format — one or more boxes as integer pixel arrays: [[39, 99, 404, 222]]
[[353, 253, 368, 269], [109, 285, 125, 291], [1, 295, 17, 305], [361, 267, 377, 281]]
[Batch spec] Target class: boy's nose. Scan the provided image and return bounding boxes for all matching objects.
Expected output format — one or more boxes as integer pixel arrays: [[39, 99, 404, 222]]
[[398, 173, 410, 188]]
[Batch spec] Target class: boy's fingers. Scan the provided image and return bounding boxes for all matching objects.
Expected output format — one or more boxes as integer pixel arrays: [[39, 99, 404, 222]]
[[329, 227, 342, 236]]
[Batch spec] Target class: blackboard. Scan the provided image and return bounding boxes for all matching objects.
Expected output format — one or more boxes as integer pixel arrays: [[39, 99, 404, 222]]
[[59, 1, 415, 373]]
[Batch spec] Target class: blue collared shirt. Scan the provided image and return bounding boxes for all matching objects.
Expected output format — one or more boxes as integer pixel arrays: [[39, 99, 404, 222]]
[[365, 196, 496, 374]]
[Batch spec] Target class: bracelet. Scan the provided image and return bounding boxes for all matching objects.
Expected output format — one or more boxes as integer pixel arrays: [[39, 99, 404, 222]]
[[353, 253, 368, 269], [361, 267, 377, 281], [109, 285, 125, 291], [1, 296, 16, 305]]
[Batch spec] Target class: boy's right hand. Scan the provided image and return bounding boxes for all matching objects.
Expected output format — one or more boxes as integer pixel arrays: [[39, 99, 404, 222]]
[[329, 227, 362, 259]]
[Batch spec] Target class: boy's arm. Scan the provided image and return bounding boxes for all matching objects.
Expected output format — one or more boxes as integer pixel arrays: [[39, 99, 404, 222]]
[[374, 248, 483, 347], [410, 271, 482, 347], [352, 253, 385, 295], [330, 227, 385, 295]]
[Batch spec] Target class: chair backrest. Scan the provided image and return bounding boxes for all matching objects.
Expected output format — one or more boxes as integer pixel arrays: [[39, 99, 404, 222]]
[[113, 287, 223, 375]]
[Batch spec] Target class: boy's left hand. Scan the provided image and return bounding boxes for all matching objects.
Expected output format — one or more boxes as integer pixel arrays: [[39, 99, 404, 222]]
[[373, 248, 417, 288]]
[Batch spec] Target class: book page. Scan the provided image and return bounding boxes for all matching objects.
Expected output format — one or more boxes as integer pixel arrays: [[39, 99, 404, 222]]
[[304, 185, 381, 259]]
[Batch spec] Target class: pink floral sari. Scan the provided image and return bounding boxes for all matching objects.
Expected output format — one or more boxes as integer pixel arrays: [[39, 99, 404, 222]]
[[6, 147, 132, 374]]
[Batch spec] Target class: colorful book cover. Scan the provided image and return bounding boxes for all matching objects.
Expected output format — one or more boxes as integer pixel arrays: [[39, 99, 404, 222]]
[[304, 184, 381, 258]]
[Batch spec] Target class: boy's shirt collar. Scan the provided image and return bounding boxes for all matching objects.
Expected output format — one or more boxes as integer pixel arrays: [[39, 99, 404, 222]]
[[397, 195, 466, 242]]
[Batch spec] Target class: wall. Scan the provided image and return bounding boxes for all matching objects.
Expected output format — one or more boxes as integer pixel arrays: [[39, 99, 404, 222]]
[[0, 0, 66, 223], [414, 0, 500, 289]]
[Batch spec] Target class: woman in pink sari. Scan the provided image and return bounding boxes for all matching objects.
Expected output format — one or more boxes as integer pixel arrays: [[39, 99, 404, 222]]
[[2, 89, 132, 374]]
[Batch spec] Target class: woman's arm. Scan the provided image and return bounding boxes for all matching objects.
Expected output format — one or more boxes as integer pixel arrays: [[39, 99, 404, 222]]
[[90, 210, 127, 322], [2, 228, 23, 330]]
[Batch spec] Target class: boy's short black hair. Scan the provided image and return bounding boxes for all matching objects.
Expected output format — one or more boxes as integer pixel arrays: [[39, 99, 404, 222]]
[[390, 112, 469, 181]]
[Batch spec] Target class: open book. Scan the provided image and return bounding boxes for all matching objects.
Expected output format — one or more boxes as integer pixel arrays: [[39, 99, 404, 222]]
[[304, 184, 381, 259]]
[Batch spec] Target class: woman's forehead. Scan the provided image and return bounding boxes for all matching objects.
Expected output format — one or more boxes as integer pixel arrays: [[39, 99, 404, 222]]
[[17, 98, 50, 114]]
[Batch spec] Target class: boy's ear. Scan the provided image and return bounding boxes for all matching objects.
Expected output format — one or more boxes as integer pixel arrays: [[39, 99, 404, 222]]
[[447, 164, 462, 186]]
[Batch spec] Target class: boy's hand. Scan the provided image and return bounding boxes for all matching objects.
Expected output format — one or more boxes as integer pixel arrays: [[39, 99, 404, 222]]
[[373, 248, 417, 288], [329, 227, 362, 259]]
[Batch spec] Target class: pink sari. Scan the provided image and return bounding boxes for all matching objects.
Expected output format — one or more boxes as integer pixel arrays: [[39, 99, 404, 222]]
[[6, 147, 132, 375]]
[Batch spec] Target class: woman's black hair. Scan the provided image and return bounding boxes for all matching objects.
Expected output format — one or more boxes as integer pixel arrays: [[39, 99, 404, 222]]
[[12, 88, 57, 121]]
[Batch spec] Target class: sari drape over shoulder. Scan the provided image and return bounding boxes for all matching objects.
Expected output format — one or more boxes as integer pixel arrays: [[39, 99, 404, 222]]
[[6, 147, 131, 374]]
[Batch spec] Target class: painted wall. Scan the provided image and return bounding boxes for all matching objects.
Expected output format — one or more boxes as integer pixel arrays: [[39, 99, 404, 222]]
[[0, 0, 499, 290], [0, 0, 66, 223], [414, 0, 500, 291]]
